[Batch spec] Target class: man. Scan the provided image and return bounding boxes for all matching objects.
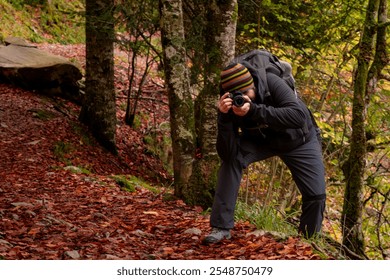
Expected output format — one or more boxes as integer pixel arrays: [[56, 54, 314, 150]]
[[203, 62, 326, 244]]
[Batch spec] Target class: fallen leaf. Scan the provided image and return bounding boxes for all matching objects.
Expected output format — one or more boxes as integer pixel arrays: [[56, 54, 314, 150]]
[[143, 211, 159, 216]]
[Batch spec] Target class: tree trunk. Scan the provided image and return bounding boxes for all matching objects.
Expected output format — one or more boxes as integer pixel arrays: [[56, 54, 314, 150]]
[[367, 0, 388, 100], [159, 0, 197, 198], [159, 0, 237, 207], [341, 0, 381, 258], [79, 0, 117, 154], [189, 0, 238, 208]]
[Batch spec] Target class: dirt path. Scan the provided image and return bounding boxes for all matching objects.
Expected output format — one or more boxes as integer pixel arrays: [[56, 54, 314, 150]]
[[0, 83, 320, 260]]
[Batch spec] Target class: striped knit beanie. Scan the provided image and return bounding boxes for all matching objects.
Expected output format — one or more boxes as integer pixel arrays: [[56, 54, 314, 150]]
[[220, 63, 254, 93]]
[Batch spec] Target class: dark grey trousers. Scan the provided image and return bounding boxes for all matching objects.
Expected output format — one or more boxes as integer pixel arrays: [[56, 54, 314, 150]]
[[210, 130, 326, 237]]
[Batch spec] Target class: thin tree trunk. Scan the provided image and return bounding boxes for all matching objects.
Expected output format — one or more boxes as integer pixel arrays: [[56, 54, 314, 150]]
[[367, 0, 388, 101], [341, 0, 381, 257], [159, 0, 196, 198], [79, 0, 117, 154]]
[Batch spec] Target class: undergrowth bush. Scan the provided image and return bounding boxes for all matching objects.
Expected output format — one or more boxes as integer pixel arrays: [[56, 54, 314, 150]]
[[235, 201, 296, 236], [0, 0, 85, 43]]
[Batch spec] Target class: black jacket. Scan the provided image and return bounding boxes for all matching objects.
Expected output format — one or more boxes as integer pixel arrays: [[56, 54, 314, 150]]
[[217, 72, 316, 159]]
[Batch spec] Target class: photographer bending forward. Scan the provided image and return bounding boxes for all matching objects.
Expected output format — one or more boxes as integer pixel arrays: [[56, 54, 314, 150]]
[[203, 63, 326, 244]]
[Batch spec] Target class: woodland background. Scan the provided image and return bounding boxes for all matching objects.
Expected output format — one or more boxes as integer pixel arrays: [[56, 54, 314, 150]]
[[0, 0, 389, 260]]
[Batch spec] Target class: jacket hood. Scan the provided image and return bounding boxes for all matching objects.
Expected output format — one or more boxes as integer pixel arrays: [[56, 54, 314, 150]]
[[241, 60, 282, 104]]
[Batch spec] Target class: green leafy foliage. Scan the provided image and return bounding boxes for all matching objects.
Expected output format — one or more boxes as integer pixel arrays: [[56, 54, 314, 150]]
[[237, 0, 365, 58]]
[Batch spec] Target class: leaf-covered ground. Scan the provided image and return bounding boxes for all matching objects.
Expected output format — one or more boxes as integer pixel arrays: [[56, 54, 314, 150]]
[[0, 44, 322, 260]]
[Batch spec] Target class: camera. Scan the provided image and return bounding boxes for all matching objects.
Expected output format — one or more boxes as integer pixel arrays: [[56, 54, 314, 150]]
[[229, 90, 246, 107]]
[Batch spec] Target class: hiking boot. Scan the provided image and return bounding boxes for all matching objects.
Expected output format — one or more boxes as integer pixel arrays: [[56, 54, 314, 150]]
[[203, 227, 231, 244]]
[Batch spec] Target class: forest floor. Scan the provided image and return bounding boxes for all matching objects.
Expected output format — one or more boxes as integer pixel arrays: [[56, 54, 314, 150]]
[[0, 44, 324, 260]]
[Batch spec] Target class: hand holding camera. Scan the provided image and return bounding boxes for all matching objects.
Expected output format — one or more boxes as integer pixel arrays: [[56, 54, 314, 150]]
[[218, 91, 251, 116]]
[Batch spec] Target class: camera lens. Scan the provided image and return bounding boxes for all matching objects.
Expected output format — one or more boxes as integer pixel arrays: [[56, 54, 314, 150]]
[[233, 95, 245, 107]]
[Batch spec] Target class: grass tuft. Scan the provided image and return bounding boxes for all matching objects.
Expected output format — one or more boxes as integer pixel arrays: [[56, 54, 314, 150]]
[[235, 201, 297, 236]]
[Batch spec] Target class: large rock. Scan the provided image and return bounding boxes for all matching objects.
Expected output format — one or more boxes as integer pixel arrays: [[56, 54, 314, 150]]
[[0, 37, 83, 103]]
